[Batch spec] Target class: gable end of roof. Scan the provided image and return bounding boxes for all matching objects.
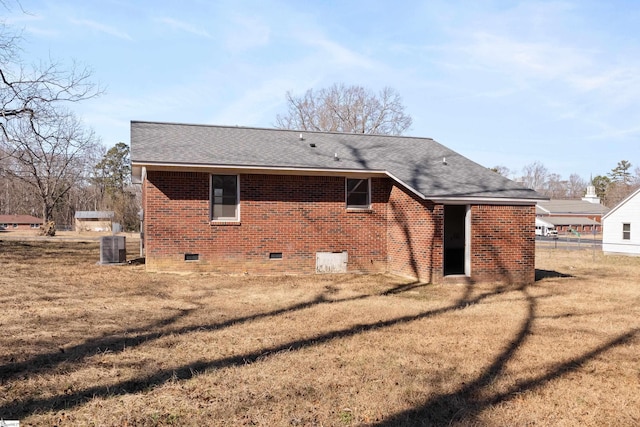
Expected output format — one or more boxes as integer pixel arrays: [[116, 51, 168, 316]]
[[602, 187, 640, 220]]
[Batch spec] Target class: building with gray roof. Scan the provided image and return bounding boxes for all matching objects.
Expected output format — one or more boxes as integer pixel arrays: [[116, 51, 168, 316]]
[[132, 121, 543, 203], [131, 121, 544, 284], [536, 199, 608, 234]]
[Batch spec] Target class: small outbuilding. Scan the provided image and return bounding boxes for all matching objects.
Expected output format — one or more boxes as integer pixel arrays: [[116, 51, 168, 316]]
[[75, 211, 115, 232], [602, 188, 640, 256]]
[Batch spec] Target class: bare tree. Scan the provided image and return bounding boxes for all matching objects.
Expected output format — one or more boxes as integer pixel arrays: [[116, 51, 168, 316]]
[[633, 166, 640, 186], [566, 173, 587, 199], [1, 61, 98, 154], [520, 161, 548, 193], [0, 155, 38, 215], [1, 8, 101, 222], [606, 182, 638, 207], [275, 83, 412, 135], [489, 165, 512, 177], [5, 112, 99, 221], [543, 173, 568, 198]]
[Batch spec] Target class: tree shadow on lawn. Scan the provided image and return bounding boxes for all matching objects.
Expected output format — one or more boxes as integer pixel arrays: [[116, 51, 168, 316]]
[[0, 279, 380, 384], [535, 268, 575, 281], [382, 281, 430, 295], [0, 275, 420, 385], [4, 275, 635, 424], [371, 285, 637, 426], [0, 278, 487, 418]]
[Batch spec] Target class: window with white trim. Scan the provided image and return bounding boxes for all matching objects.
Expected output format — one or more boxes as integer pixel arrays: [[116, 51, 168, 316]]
[[623, 223, 631, 240], [346, 178, 370, 209], [210, 175, 239, 221]]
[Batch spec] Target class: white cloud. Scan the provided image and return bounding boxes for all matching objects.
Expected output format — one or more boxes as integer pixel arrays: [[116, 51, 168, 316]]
[[154, 17, 212, 39], [69, 18, 132, 40], [304, 35, 375, 70], [440, 23, 640, 133], [24, 26, 59, 37], [592, 125, 640, 141], [5, 12, 41, 26], [3, 9, 59, 37], [223, 15, 271, 52], [461, 32, 593, 82], [209, 79, 289, 126]]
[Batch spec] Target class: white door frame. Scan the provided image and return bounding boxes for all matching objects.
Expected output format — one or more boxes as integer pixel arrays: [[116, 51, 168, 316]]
[[464, 205, 471, 277]]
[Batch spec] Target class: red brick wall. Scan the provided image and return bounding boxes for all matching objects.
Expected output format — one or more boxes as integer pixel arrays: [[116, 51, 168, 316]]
[[386, 184, 443, 282], [143, 170, 536, 284], [386, 186, 535, 284], [144, 171, 389, 274], [470, 205, 535, 284]]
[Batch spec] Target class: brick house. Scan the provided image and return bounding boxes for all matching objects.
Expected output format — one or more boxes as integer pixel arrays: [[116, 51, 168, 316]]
[[0, 214, 43, 231], [131, 121, 545, 284]]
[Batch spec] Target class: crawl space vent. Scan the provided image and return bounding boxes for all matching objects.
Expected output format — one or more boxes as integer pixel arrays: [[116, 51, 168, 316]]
[[184, 253, 200, 261]]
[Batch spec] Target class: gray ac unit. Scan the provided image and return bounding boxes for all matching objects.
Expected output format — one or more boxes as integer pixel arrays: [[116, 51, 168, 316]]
[[100, 236, 126, 264]]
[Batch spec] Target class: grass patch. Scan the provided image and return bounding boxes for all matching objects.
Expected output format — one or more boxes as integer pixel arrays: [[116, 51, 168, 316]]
[[0, 240, 638, 426]]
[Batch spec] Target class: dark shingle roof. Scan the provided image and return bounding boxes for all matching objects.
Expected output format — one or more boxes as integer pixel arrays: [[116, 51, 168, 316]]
[[131, 121, 544, 201]]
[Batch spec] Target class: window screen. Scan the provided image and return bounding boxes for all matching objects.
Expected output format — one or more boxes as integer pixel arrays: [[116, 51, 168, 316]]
[[346, 178, 370, 208], [211, 175, 238, 220]]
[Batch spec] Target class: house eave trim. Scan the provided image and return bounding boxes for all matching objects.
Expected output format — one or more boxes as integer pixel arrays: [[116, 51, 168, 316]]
[[382, 171, 541, 205], [429, 197, 540, 205], [132, 161, 387, 178], [132, 161, 542, 205], [383, 171, 428, 200]]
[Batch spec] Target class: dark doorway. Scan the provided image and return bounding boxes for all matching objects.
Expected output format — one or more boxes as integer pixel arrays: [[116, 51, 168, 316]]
[[444, 205, 467, 276]]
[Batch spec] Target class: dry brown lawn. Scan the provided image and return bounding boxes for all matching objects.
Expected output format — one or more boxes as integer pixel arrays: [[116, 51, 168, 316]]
[[0, 238, 638, 426]]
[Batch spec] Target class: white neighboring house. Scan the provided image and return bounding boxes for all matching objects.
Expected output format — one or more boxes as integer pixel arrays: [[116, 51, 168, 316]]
[[602, 188, 640, 256]]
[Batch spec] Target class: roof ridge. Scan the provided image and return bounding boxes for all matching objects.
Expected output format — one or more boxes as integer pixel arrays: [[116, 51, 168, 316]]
[[130, 120, 435, 141]]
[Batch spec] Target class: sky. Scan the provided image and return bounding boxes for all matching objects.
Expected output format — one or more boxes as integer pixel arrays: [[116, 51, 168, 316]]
[[4, 0, 640, 181]]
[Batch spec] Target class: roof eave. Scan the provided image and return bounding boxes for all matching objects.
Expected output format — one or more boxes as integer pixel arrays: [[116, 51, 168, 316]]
[[131, 161, 387, 178], [428, 196, 543, 205], [132, 161, 544, 205]]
